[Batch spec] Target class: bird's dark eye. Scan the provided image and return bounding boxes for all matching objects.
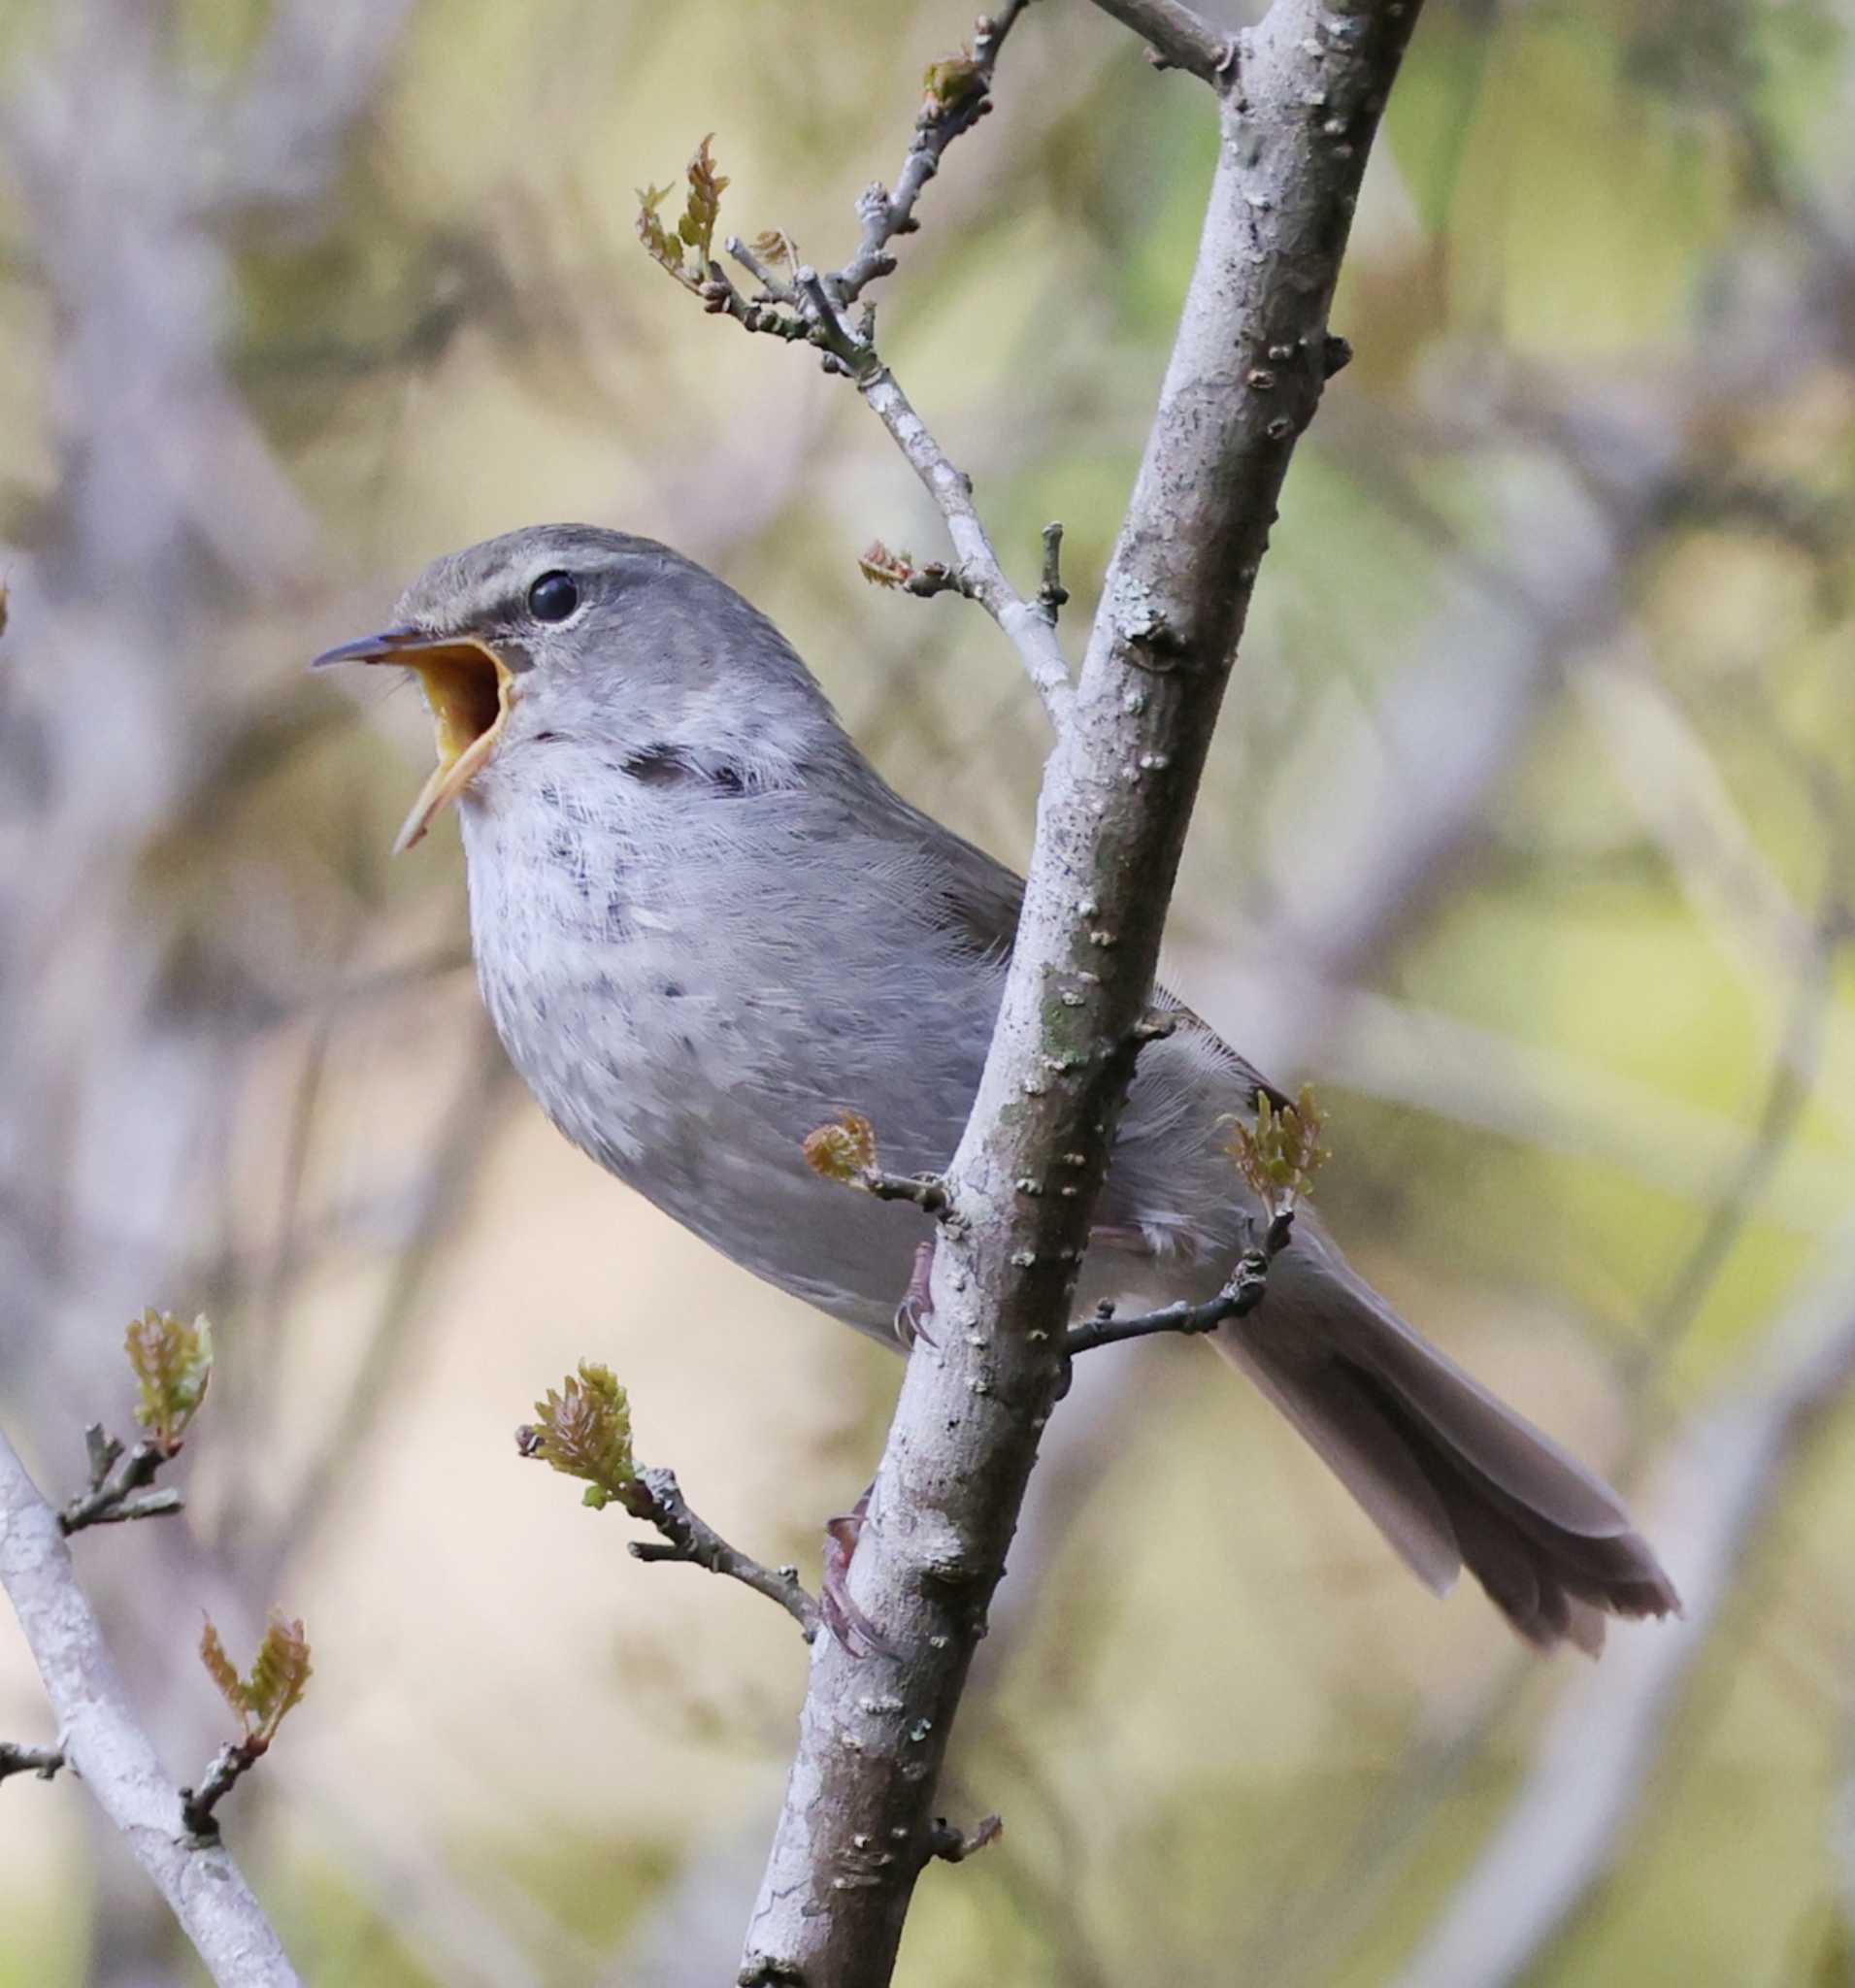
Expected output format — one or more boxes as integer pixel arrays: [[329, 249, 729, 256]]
[[527, 571, 580, 622]]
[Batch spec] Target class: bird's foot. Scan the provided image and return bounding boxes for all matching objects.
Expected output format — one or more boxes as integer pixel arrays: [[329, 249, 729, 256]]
[[893, 1239, 939, 1350], [821, 1485, 899, 1658]]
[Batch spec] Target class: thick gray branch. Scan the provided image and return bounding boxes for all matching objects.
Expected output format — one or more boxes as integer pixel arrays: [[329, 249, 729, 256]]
[[740, 3, 1424, 1981], [0, 1427, 301, 1988]]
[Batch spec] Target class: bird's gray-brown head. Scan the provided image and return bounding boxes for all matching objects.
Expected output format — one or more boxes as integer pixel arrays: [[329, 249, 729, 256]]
[[313, 523, 845, 852]]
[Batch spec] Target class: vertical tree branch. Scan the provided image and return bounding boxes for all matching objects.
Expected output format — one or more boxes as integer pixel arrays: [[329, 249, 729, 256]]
[[740, 3, 1425, 1979], [0, 1428, 301, 1988]]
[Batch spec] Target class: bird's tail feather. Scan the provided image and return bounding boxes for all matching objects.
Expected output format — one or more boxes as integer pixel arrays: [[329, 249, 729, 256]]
[[1214, 1277, 1679, 1654]]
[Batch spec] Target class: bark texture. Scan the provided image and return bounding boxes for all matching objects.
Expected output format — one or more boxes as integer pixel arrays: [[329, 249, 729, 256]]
[[740, 3, 1427, 1978]]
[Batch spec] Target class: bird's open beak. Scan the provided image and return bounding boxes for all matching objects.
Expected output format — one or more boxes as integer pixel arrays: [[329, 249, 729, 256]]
[[312, 628, 516, 853]]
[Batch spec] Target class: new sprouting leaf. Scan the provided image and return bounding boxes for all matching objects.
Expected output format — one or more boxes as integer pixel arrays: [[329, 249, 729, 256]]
[[200, 1610, 313, 1747], [200, 1619, 245, 1718], [923, 47, 986, 112], [245, 1613, 314, 1739], [682, 134, 728, 261], [525, 1362, 637, 1510], [636, 136, 730, 293], [748, 228, 798, 275], [1226, 1085, 1332, 1216], [637, 183, 679, 270], [857, 542, 917, 589], [124, 1309, 213, 1452], [802, 1110, 878, 1184]]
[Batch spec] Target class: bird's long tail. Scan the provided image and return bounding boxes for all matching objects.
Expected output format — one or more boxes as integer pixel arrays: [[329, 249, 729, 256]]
[[1213, 1238, 1679, 1653]]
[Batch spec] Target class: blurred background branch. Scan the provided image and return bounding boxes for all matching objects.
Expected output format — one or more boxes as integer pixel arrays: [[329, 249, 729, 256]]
[[0, 1427, 300, 1986], [1389, 1225, 1855, 1988]]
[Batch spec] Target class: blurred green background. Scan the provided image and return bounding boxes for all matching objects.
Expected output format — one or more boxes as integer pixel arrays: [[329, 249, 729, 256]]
[[1, 0, 1852, 1983]]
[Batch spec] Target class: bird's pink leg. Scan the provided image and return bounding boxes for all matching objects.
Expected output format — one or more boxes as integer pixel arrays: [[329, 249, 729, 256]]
[[821, 1241, 950, 1653], [821, 1483, 898, 1657], [893, 1238, 938, 1349]]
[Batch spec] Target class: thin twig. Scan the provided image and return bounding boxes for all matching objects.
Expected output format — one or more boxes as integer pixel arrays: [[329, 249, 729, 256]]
[[180, 1740, 264, 1843], [626, 1466, 822, 1640], [514, 1417, 824, 1641], [59, 1426, 183, 1535], [903, 562, 979, 603], [925, 1812, 1004, 1865], [1066, 1209, 1296, 1355], [802, 1112, 956, 1219], [1084, 0, 1239, 83], [662, 5, 1075, 729], [863, 1171, 953, 1217], [1038, 522, 1069, 624], [830, 1, 1032, 305], [851, 362, 1075, 724], [0, 1740, 66, 1783]]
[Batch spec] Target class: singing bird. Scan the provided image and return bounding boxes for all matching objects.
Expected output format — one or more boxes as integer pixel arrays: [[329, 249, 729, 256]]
[[316, 523, 1678, 1653]]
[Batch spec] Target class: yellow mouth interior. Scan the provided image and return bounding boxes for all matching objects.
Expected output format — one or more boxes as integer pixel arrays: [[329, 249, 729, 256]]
[[393, 639, 515, 853]]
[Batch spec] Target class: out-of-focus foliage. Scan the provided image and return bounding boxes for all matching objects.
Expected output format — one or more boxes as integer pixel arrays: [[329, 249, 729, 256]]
[[1, 0, 1852, 1984]]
